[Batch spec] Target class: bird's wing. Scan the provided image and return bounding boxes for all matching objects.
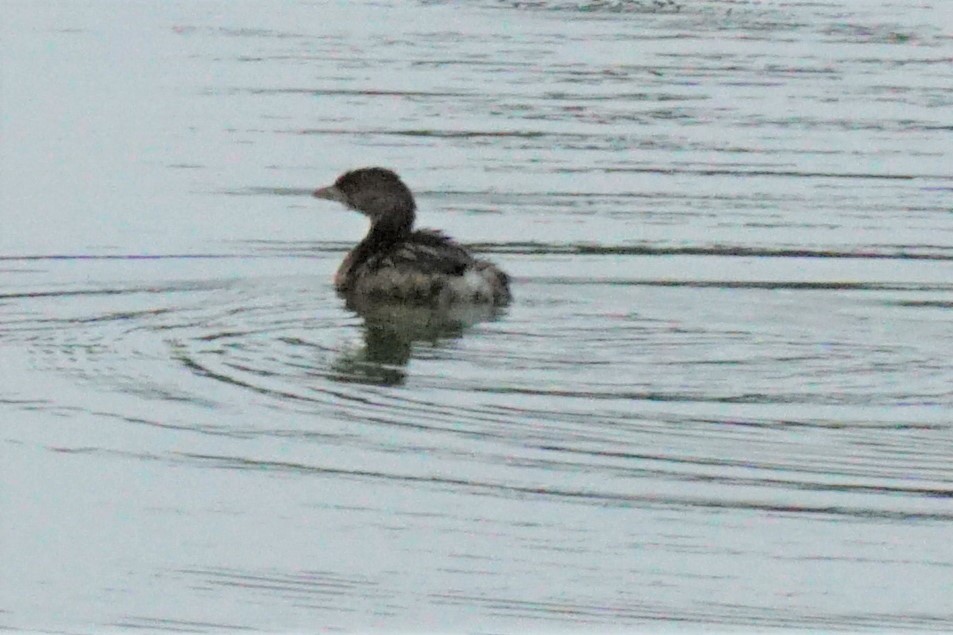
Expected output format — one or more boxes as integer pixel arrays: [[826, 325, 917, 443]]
[[369, 229, 475, 277]]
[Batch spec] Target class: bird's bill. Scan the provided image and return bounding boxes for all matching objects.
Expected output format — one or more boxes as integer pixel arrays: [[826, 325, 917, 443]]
[[312, 184, 345, 203]]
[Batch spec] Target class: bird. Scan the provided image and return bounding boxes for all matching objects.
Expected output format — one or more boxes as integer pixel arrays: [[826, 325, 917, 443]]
[[311, 167, 511, 306]]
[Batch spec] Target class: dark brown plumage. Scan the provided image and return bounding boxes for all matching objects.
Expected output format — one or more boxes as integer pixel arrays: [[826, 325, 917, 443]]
[[312, 168, 511, 306]]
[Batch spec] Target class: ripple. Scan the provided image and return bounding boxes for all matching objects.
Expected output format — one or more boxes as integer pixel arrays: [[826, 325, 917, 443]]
[[5, 0, 953, 629]]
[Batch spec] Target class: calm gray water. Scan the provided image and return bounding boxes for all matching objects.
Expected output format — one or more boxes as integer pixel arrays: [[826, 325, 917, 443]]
[[2, 0, 953, 631]]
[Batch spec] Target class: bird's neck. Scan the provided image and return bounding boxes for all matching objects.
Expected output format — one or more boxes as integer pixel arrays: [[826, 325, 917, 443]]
[[364, 207, 414, 249], [335, 208, 414, 292]]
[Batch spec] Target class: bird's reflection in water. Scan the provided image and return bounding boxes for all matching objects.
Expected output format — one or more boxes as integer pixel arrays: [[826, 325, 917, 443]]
[[330, 296, 505, 386]]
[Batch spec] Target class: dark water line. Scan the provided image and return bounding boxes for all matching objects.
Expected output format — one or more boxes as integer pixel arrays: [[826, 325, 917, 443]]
[[5, 246, 953, 261], [534, 445, 953, 498], [111, 616, 258, 632], [0, 253, 256, 261], [524, 279, 953, 292], [480, 386, 950, 406], [489, 243, 953, 260], [176, 451, 953, 521], [602, 166, 938, 180]]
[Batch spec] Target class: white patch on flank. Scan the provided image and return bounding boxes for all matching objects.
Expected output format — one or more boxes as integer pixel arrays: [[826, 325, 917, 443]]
[[447, 269, 493, 302]]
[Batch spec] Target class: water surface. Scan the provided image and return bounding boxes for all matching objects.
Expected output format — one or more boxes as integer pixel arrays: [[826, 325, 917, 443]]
[[2, 0, 952, 631]]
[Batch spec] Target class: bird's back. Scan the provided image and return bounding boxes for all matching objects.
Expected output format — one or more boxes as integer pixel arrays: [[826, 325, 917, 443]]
[[341, 229, 510, 305]]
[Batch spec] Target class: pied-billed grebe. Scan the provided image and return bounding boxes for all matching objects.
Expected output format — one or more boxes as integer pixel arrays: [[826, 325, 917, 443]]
[[312, 168, 511, 306]]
